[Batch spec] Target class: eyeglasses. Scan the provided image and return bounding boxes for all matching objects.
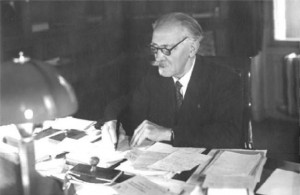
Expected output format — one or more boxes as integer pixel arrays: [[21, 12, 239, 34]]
[[150, 37, 188, 56]]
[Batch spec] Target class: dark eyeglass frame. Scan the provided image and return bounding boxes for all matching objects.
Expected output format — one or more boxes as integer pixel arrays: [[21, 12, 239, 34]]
[[150, 37, 188, 56]]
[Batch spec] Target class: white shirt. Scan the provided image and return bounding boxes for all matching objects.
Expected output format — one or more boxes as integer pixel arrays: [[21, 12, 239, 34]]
[[172, 58, 195, 98]]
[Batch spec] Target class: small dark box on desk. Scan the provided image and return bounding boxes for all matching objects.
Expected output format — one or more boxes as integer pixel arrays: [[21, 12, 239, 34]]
[[49, 129, 86, 142], [69, 163, 123, 184]]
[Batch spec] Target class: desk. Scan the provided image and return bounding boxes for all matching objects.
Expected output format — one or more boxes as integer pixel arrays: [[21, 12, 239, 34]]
[[1, 127, 300, 195], [255, 157, 300, 194], [60, 149, 300, 195]]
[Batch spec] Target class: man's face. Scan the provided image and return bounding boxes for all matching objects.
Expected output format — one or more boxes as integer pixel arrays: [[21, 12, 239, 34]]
[[151, 25, 191, 78]]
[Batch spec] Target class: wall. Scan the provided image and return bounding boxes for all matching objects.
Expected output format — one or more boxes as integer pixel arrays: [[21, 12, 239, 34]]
[[1, 1, 267, 120], [253, 1, 300, 121]]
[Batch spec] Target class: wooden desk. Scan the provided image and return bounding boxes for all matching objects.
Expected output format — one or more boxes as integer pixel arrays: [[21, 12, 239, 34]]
[[3, 145, 299, 195]]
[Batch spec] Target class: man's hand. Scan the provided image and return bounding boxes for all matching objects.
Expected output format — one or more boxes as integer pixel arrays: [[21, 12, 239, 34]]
[[101, 120, 118, 150], [101, 120, 127, 150], [130, 120, 172, 147]]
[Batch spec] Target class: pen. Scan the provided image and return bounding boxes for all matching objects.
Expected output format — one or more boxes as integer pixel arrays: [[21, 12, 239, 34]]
[[84, 121, 97, 131], [114, 121, 121, 151], [36, 155, 52, 163]]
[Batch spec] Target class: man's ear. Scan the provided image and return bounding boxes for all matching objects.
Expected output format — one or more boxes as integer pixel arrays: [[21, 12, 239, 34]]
[[189, 40, 200, 57]]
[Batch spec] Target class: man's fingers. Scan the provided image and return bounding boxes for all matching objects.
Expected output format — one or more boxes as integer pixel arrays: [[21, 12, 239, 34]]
[[85, 125, 101, 136], [107, 122, 117, 144], [118, 123, 126, 141], [130, 121, 148, 147], [136, 130, 147, 146], [130, 121, 143, 146], [101, 120, 118, 148], [131, 120, 145, 138], [130, 130, 141, 147]]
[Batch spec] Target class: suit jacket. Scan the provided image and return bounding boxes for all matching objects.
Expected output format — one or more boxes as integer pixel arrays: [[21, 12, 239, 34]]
[[104, 55, 244, 149]]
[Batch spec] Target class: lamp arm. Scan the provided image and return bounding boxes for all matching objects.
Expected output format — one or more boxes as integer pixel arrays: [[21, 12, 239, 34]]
[[17, 123, 36, 195]]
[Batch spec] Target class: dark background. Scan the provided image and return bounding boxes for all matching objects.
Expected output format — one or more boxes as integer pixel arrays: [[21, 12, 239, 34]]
[[1, 0, 263, 119]]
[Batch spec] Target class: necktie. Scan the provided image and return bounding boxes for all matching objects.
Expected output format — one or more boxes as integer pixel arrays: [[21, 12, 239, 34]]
[[175, 81, 183, 109]]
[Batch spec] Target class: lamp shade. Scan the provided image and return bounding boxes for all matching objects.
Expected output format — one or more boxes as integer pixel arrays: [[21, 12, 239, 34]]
[[0, 55, 78, 125]]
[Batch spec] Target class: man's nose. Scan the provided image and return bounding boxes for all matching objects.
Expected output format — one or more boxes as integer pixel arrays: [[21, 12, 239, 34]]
[[155, 50, 165, 61]]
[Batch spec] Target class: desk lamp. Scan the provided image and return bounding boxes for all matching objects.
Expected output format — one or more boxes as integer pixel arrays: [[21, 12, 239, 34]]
[[0, 52, 78, 195]]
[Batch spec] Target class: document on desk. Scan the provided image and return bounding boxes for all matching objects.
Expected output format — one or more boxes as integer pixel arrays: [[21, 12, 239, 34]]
[[44, 117, 95, 130], [257, 168, 300, 195], [146, 142, 178, 153], [117, 160, 173, 177], [149, 148, 209, 173], [145, 175, 196, 195], [66, 136, 130, 167], [199, 150, 266, 190], [126, 149, 169, 169], [124, 142, 175, 168], [119, 142, 206, 175], [34, 131, 101, 162], [113, 175, 175, 195]]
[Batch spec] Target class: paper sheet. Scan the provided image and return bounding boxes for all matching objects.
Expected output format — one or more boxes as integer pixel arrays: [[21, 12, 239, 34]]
[[0, 124, 21, 140], [145, 176, 196, 195], [34, 138, 61, 160], [112, 175, 174, 195], [120, 142, 206, 175], [116, 160, 173, 177], [126, 150, 169, 169], [146, 142, 178, 153], [66, 137, 130, 167], [149, 149, 210, 173], [75, 183, 117, 195], [132, 151, 169, 169], [257, 168, 300, 195], [125, 142, 180, 169], [44, 117, 95, 130]]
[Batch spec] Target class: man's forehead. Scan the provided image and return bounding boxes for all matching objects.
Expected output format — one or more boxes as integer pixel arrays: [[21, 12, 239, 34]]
[[152, 25, 185, 45]]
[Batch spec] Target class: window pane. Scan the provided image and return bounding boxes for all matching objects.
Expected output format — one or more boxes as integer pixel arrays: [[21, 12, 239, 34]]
[[273, 0, 300, 41]]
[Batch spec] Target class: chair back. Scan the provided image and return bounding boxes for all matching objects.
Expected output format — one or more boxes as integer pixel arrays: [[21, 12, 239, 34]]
[[204, 56, 253, 149]]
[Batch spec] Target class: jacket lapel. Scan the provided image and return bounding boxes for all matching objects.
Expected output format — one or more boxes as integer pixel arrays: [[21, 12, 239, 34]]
[[179, 56, 207, 115]]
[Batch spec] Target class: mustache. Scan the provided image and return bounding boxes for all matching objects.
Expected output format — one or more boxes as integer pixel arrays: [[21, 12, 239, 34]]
[[151, 61, 166, 67], [151, 61, 159, 66]]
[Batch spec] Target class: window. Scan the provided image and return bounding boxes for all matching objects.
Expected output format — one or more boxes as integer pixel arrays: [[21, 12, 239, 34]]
[[273, 0, 300, 41]]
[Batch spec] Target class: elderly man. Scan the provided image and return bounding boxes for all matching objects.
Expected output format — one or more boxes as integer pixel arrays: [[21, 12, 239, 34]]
[[101, 12, 243, 149]]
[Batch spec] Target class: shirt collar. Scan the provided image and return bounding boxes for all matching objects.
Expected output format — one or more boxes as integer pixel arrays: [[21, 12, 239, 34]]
[[172, 57, 196, 97]]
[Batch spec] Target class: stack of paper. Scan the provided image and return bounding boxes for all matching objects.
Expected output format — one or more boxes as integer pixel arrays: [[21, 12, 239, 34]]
[[198, 150, 267, 191], [204, 151, 262, 176]]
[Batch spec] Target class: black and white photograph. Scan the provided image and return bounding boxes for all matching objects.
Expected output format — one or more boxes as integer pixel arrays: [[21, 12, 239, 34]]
[[1, 0, 299, 194]]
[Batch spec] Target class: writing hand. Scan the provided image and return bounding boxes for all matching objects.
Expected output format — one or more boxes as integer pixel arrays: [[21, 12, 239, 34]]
[[85, 122, 101, 137], [101, 120, 118, 150], [130, 120, 172, 147]]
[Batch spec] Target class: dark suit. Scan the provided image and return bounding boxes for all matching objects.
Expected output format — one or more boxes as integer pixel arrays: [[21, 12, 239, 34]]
[[105, 55, 244, 149]]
